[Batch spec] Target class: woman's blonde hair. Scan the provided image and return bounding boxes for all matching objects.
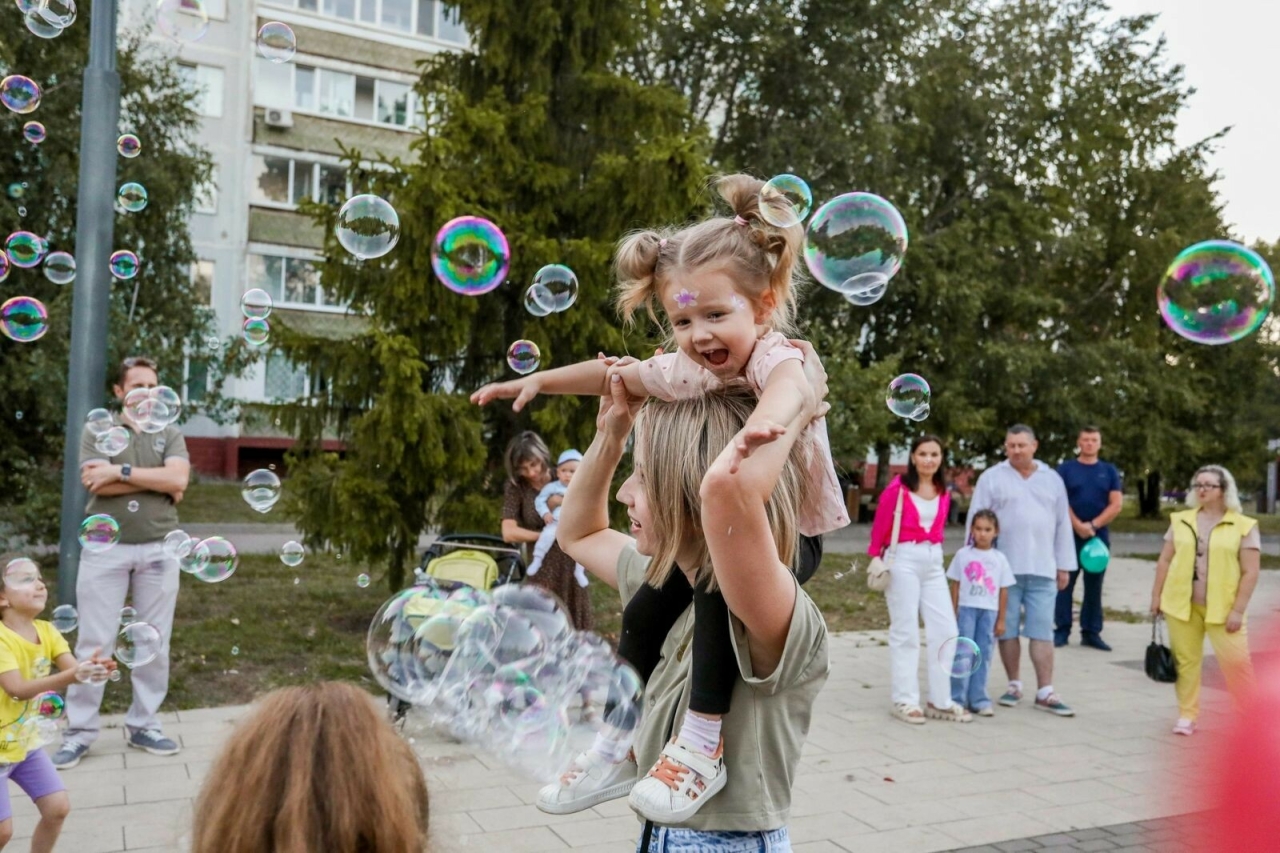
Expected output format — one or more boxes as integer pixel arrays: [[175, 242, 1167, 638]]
[[634, 388, 810, 591], [614, 174, 806, 337], [1187, 465, 1244, 514], [190, 681, 430, 853]]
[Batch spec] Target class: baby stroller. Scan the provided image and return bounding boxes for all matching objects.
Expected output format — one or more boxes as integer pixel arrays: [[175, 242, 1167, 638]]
[[387, 534, 527, 725]]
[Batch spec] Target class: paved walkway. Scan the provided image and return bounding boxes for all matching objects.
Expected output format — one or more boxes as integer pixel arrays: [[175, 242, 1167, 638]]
[[28, 559, 1280, 852]]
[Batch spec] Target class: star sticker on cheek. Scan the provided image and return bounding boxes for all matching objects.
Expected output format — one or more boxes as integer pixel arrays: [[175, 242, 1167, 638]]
[[674, 289, 698, 308], [730, 295, 747, 311]]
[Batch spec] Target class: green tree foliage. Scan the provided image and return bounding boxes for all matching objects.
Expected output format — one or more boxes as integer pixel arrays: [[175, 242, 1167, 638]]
[[271, 0, 708, 588], [0, 10, 213, 541], [634, 0, 1280, 505]]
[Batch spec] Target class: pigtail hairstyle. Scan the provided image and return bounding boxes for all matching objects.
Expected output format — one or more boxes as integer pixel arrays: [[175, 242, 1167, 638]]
[[614, 229, 675, 329]]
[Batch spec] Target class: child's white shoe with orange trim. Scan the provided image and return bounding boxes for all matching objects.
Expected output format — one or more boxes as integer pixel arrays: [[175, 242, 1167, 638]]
[[628, 737, 727, 823], [536, 750, 637, 815]]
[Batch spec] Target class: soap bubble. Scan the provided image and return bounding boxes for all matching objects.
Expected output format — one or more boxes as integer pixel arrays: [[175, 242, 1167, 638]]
[[0, 75, 41, 114], [940, 636, 982, 678], [93, 426, 130, 455], [38, 0, 76, 27], [192, 537, 239, 583], [42, 251, 76, 285], [6, 231, 47, 268], [163, 530, 193, 559], [524, 284, 553, 317], [357, 573, 371, 588], [32, 692, 64, 722], [886, 373, 930, 421], [119, 605, 137, 625], [115, 621, 162, 669], [78, 514, 120, 553], [335, 194, 400, 260], [760, 174, 813, 228], [108, 669, 121, 682], [126, 500, 139, 513], [506, 340, 541, 375], [117, 182, 148, 213], [242, 317, 270, 346], [257, 21, 296, 63], [51, 604, 78, 634], [804, 192, 908, 295], [24, 8, 63, 38], [1, 297, 49, 343], [431, 216, 510, 296], [109, 250, 140, 280], [156, 0, 209, 42], [242, 469, 281, 513], [0, 253, 8, 284], [490, 584, 573, 650], [85, 408, 113, 436], [116, 134, 141, 158], [5, 184, 22, 201], [1158, 240, 1274, 346], [22, 121, 45, 144], [241, 288, 273, 319], [149, 386, 182, 425], [367, 583, 472, 704], [280, 540, 304, 567], [529, 265, 579, 313]]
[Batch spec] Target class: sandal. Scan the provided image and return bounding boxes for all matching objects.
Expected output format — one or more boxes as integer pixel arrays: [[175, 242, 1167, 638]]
[[891, 703, 926, 725], [926, 703, 972, 723]]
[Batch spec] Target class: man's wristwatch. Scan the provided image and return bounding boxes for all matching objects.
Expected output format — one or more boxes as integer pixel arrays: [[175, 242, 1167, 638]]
[[120, 463, 132, 483]]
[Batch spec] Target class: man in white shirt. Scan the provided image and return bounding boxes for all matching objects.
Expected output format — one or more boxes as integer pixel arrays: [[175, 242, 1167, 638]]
[[966, 425, 1078, 716]]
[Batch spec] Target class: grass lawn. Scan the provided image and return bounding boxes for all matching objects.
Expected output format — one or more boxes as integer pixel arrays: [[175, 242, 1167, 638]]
[[177, 479, 280, 526], [1108, 501, 1280, 535], [38, 550, 890, 714], [1125, 552, 1280, 569]]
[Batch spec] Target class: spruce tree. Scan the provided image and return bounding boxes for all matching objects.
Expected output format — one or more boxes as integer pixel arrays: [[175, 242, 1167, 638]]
[[274, 1, 708, 588]]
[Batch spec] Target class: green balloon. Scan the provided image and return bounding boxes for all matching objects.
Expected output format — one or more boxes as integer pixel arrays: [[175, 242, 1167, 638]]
[[1080, 537, 1110, 574]]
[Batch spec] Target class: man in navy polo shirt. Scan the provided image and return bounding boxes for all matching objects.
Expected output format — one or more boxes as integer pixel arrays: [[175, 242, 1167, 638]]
[[1055, 426, 1123, 650]]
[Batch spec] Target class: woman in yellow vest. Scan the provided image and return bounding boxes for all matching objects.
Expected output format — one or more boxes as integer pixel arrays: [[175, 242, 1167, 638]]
[[1150, 465, 1260, 736]]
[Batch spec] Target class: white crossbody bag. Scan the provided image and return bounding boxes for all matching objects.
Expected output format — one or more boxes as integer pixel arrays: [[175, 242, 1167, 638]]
[[866, 487, 904, 593]]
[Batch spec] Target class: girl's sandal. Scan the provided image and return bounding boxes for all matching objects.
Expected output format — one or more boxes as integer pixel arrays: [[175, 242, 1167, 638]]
[[926, 703, 973, 723], [891, 703, 926, 725]]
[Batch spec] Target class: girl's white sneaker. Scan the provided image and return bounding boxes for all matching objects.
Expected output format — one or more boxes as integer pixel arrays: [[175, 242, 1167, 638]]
[[628, 737, 726, 824], [536, 750, 637, 814]]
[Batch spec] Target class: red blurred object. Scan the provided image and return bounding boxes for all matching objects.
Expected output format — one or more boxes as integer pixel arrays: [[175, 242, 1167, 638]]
[[1198, 622, 1280, 852]]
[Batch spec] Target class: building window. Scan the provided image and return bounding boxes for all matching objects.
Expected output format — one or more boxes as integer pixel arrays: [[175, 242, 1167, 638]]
[[184, 356, 210, 403], [248, 252, 344, 310], [177, 63, 225, 118], [251, 155, 349, 209], [436, 3, 466, 43], [288, 0, 467, 43], [256, 60, 424, 128], [191, 259, 215, 305], [377, 80, 410, 125], [264, 353, 308, 401], [381, 0, 413, 31], [194, 167, 218, 214]]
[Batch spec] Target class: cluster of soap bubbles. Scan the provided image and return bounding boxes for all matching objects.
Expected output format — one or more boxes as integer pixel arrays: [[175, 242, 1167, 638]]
[[940, 636, 981, 678], [524, 264, 579, 317], [1158, 240, 1275, 346], [15, 0, 76, 40], [886, 373, 931, 421], [120, 386, 184, 435], [370, 580, 643, 783], [242, 469, 282, 513], [167, 531, 240, 583], [0, 688, 66, 760], [239, 288, 274, 345], [86, 407, 126, 453], [1, 296, 48, 343]]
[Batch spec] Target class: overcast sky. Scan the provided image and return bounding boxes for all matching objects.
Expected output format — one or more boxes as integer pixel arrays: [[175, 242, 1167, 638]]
[[1104, 0, 1278, 243]]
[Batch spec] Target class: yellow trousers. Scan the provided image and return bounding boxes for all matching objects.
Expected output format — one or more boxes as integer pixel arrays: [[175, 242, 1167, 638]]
[[1164, 603, 1255, 721]]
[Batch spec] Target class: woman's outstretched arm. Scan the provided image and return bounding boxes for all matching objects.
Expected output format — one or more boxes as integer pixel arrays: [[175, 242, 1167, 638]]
[[557, 369, 646, 590], [699, 341, 828, 675]]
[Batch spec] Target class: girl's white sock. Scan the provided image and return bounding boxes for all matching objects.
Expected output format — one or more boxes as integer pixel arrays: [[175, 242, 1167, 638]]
[[591, 730, 631, 764], [675, 710, 722, 757], [1036, 685, 1054, 701]]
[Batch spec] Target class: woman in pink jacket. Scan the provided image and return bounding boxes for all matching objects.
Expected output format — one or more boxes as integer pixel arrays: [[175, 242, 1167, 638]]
[[868, 435, 968, 724]]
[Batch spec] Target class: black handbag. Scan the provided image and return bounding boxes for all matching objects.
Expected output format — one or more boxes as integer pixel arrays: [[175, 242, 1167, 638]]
[[1145, 616, 1178, 683]]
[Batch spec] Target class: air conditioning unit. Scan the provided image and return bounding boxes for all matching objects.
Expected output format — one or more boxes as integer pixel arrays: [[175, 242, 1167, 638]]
[[265, 108, 293, 128]]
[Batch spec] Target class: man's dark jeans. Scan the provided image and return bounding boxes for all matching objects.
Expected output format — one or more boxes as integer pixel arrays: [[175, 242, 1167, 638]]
[[1055, 540, 1105, 640]]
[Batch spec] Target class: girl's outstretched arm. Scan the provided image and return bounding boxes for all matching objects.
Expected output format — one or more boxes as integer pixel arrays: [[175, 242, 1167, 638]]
[[725, 358, 811, 473], [471, 357, 648, 412]]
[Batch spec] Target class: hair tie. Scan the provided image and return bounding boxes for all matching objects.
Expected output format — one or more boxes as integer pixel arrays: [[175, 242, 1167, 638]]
[[733, 215, 748, 226], [659, 238, 667, 248]]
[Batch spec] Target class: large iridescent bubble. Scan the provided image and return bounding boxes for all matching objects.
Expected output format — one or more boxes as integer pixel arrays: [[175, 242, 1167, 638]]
[[1, 297, 49, 343], [886, 373, 931, 421], [1158, 240, 1274, 346], [336, 194, 400, 260], [431, 216, 510, 296], [0, 75, 41, 115], [804, 192, 908, 295]]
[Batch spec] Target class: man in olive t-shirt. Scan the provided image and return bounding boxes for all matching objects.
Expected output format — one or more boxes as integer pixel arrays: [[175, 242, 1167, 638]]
[[53, 357, 190, 770]]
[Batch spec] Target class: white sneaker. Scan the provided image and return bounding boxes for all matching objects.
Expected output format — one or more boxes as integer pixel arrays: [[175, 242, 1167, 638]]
[[628, 738, 726, 824], [536, 750, 637, 815]]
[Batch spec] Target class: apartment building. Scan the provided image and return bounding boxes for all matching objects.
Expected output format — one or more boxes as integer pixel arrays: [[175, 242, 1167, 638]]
[[141, 0, 466, 477]]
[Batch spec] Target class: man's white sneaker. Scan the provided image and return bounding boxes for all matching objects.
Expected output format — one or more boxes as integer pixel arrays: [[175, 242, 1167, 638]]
[[536, 750, 637, 815], [628, 738, 726, 824]]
